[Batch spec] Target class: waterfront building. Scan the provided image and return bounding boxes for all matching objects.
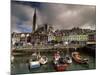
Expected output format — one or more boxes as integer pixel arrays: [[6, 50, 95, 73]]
[[48, 33, 56, 42], [55, 36, 62, 42], [62, 34, 88, 41], [87, 32, 96, 44]]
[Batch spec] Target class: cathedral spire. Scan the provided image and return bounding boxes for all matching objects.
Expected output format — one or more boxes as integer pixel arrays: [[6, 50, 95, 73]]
[[32, 8, 36, 33]]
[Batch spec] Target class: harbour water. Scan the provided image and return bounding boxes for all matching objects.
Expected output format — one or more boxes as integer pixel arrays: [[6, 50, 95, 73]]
[[11, 48, 96, 75]]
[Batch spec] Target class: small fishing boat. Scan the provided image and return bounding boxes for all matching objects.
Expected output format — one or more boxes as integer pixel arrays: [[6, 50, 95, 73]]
[[53, 57, 68, 71], [53, 51, 61, 61], [53, 51, 68, 71], [28, 53, 40, 69], [72, 52, 88, 64], [30, 53, 48, 65], [65, 55, 72, 64], [28, 58, 40, 70], [39, 56, 48, 65]]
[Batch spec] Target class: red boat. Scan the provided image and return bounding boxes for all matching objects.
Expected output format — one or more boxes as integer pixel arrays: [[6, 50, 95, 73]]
[[54, 60, 68, 71], [53, 51, 68, 71]]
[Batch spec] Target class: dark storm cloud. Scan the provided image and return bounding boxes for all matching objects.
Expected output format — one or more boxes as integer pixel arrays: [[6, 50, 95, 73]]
[[38, 3, 96, 30], [11, 1, 96, 33]]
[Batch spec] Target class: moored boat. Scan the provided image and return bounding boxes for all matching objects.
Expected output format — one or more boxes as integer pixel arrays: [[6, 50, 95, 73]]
[[65, 55, 72, 64], [30, 52, 48, 65], [39, 56, 48, 65], [28, 53, 40, 70], [53, 51, 68, 71], [29, 59, 40, 69], [72, 52, 88, 64], [54, 58, 68, 71]]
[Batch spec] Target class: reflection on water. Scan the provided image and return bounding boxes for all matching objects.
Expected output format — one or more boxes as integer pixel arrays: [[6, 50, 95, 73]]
[[11, 51, 96, 74]]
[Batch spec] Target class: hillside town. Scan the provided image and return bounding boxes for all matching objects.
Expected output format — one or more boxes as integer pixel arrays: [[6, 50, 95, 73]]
[[11, 9, 95, 51]]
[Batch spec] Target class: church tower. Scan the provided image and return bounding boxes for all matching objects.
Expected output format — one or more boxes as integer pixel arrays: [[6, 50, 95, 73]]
[[32, 8, 37, 33]]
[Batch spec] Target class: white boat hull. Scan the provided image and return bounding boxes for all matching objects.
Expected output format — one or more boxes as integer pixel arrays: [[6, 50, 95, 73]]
[[29, 61, 40, 69], [65, 55, 72, 64], [39, 56, 48, 65]]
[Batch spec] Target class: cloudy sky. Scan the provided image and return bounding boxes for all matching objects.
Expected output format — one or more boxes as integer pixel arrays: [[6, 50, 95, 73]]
[[11, 1, 96, 33]]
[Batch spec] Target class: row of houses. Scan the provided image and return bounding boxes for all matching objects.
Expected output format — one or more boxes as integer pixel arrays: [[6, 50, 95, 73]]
[[48, 34, 88, 42], [11, 30, 95, 47]]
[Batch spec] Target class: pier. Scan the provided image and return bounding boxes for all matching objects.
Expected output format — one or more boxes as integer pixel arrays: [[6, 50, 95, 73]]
[[12, 44, 85, 56]]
